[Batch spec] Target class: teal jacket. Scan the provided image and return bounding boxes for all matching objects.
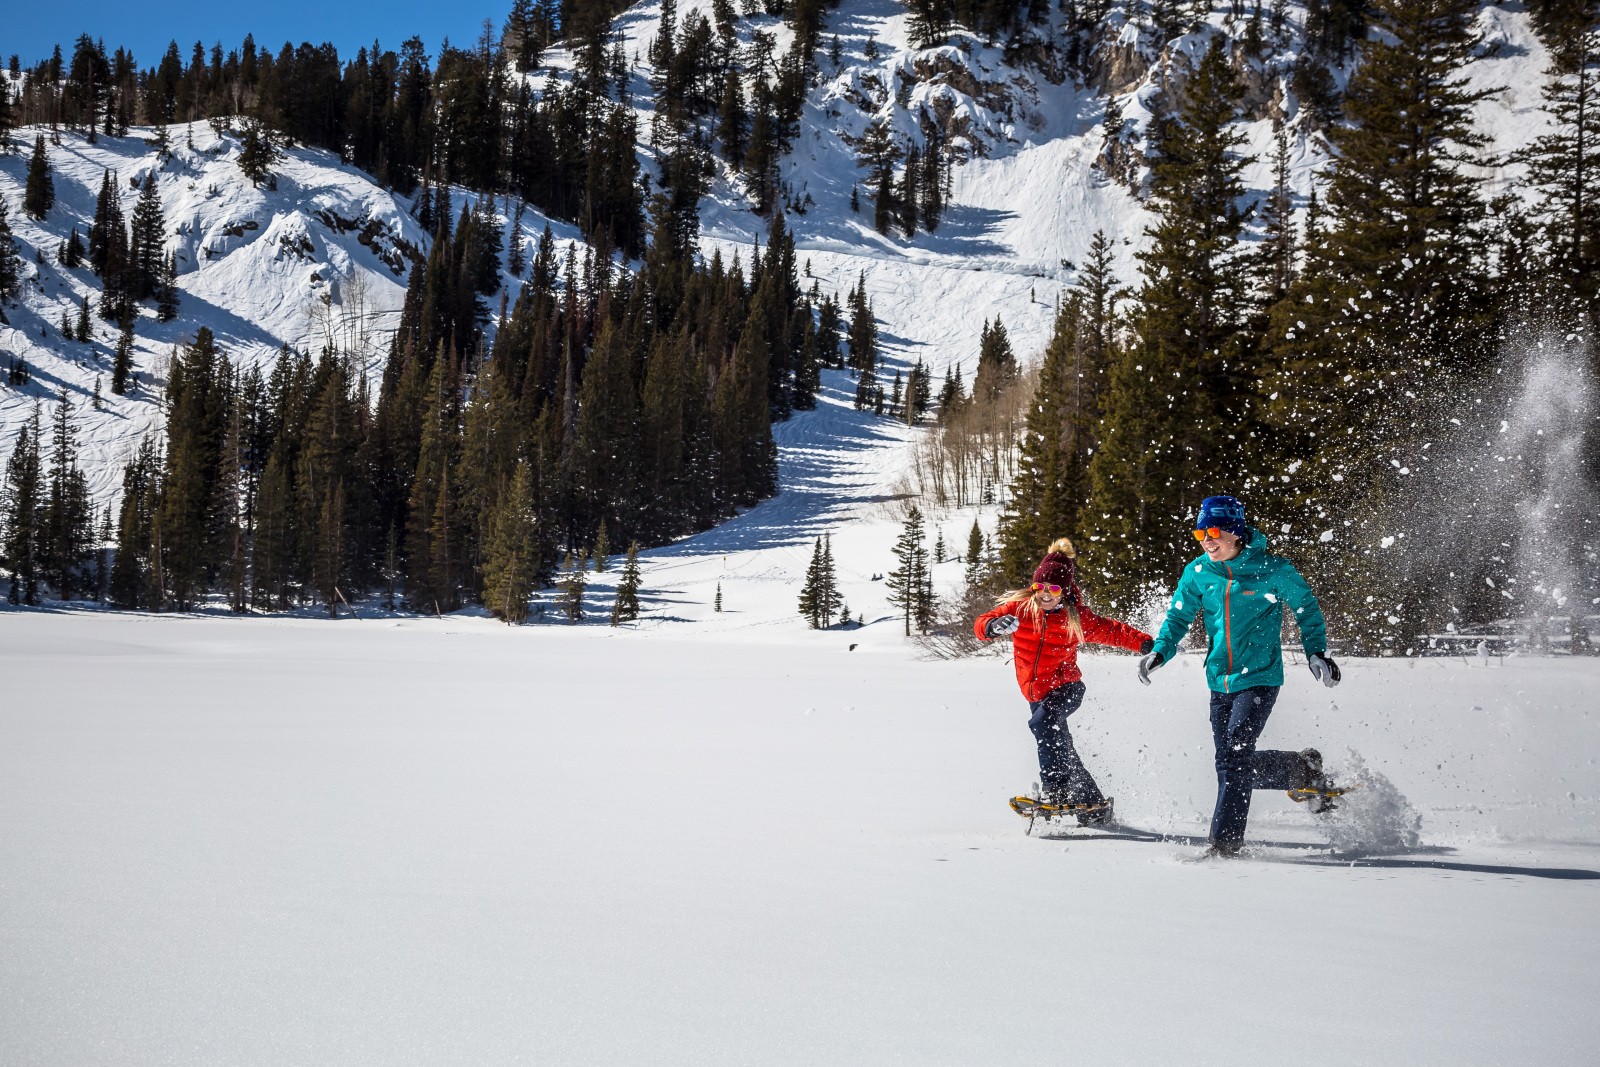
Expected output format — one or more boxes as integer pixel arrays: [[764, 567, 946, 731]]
[[1150, 530, 1328, 693]]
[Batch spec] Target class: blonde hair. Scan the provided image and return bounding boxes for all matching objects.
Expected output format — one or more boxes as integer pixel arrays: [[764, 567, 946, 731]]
[[994, 537, 1084, 641]]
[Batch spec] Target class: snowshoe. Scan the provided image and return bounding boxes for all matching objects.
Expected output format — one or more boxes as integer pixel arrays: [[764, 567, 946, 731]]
[[1286, 783, 1353, 813], [1009, 794, 1115, 834], [1286, 749, 1349, 813]]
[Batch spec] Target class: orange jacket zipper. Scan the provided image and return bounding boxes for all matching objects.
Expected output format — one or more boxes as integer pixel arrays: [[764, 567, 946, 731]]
[[1223, 565, 1234, 693]]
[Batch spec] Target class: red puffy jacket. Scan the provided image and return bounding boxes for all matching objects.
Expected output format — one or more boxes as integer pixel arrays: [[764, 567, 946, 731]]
[[975, 601, 1151, 702]]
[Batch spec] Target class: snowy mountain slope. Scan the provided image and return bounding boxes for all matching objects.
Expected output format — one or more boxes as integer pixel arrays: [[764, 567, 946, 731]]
[[0, 123, 587, 503]]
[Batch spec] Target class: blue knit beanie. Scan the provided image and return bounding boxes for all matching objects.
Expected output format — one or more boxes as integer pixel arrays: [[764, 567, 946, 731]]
[[1196, 495, 1250, 540]]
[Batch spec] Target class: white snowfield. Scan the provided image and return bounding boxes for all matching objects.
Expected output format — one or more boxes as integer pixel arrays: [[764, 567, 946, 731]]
[[3, 609, 1597, 1064]]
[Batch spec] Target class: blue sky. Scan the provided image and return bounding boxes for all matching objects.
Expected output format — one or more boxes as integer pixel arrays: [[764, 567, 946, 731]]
[[8, 1, 508, 68]]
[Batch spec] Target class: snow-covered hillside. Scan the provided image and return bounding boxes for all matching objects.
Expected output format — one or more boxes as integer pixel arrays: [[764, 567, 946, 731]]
[[0, 0, 1555, 517]]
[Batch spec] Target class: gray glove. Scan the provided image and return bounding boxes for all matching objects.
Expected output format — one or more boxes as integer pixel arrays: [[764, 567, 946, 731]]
[[985, 614, 1020, 638], [1308, 653, 1341, 688], [1137, 650, 1164, 686]]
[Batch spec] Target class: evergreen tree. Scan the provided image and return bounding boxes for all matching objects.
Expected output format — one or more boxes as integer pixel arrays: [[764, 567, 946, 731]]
[[157, 252, 180, 321], [111, 315, 135, 395], [61, 228, 85, 269], [1263, 0, 1499, 636], [88, 170, 120, 277], [798, 534, 826, 627], [108, 437, 159, 608], [971, 316, 1017, 402], [238, 119, 280, 186], [819, 532, 840, 626], [886, 505, 931, 636], [129, 172, 167, 301], [611, 540, 643, 624], [3, 404, 44, 605], [559, 549, 587, 621], [41, 391, 92, 601], [714, 581, 722, 611], [156, 328, 230, 610], [1521, 11, 1600, 325], [0, 198, 20, 307], [483, 458, 539, 622], [1087, 37, 1258, 607], [24, 135, 54, 219]]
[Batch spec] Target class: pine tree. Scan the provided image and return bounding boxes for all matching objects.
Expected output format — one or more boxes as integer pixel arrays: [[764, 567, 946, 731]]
[[714, 581, 723, 611], [157, 252, 180, 321], [3, 404, 44, 605], [611, 540, 643, 624], [238, 119, 280, 186], [886, 505, 930, 636], [1521, 14, 1600, 325], [62, 228, 85, 269], [819, 532, 840, 626], [24, 135, 54, 219], [1262, 0, 1499, 636], [483, 459, 539, 623], [593, 519, 610, 571], [156, 327, 230, 610], [109, 436, 161, 609], [1087, 36, 1258, 607], [75, 295, 91, 342], [111, 315, 135, 395], [971, 317, 1017, 402], [129, 171, 167, 301], [0, 198, 21, 306], [1254, 128, 1298, 314], [798, 534, 826, 627], [560, 549, 587, 621], [41, 391, 92, 601]]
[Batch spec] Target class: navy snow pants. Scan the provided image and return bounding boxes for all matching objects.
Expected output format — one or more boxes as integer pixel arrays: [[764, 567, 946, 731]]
[[1207, 686, 1316, 844], [1027, 682, 1104, 806]]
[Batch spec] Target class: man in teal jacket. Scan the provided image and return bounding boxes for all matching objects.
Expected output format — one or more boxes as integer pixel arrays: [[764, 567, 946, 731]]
[[1137, 495, 1342, 857]]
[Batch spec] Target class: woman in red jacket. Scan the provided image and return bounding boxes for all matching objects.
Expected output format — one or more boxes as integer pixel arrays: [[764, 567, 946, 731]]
[[975, 538, 1153, 824]]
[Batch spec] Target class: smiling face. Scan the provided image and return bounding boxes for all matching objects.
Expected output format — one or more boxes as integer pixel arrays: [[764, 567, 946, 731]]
[[1036, 587, 1063, 610], [1199, 528, 1242, 563]]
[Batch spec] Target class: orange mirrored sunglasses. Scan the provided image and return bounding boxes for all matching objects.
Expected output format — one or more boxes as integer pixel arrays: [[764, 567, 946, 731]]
[[1193, 527, 1227, 541], [1030, 582, 1065, 596]]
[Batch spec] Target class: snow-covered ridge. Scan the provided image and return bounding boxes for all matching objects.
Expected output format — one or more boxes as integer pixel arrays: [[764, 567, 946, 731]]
[[0, 0, 1554, 517]]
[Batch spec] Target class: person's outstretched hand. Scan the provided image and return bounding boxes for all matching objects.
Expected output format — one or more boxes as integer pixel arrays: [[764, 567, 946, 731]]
[[1308, 653, 1341, 688], [1137, 650, 1164, 686], [985, 615, 1020, 639]]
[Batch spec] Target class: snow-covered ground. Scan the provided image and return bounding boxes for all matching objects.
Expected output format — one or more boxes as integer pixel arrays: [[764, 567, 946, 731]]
[[3, 608, 1597, 1064]]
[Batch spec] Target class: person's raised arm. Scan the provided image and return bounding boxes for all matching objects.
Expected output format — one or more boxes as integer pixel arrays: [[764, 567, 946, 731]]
[[1150, 568, 1201, 664], [1079, 606, 1153, 654]]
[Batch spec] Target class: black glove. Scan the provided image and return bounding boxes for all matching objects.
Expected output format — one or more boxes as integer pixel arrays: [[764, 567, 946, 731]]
[[1137, 650, 1164, 686], [1138, 638, 1154, 655], [985, 615, 1020, 639], [1308, 652, 1341, 688]]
